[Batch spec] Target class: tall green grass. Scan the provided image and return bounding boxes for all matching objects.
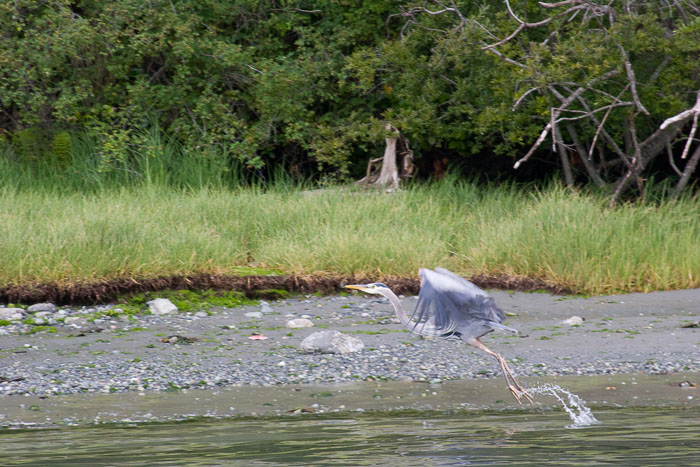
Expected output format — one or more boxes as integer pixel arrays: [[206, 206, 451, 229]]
[[0, 127, 251, 192], [1, 179, 698, 294]]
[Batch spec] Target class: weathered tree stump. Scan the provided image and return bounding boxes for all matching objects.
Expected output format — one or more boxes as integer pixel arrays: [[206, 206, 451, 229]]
[[358, 124, 415, 189]]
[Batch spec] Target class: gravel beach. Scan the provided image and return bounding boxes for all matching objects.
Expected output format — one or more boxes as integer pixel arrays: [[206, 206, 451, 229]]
[[1, 288, 698, 401]]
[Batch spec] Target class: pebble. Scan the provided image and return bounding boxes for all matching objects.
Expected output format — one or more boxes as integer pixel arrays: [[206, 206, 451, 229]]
[[286, 318, 314, 328], [64, 316, 85, 324], [561, 316, 584, 326]]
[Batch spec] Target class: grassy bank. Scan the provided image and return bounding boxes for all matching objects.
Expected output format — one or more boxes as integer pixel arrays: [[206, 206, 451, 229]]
[[1, 180, 698, 295]]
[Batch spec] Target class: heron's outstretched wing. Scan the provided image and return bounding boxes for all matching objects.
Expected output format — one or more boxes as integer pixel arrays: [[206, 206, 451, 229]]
[[409, 268, 506, 337]]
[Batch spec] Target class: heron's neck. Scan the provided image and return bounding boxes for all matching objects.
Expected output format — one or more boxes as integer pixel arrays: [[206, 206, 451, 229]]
[[383, 288, 411, 327]]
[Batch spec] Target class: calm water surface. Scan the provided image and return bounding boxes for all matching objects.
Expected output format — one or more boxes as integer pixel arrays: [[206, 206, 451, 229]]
[[3, 407, 698, 465]]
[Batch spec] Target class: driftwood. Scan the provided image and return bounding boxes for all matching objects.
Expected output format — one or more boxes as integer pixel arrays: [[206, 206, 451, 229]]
[[358, 124, 415, 189]]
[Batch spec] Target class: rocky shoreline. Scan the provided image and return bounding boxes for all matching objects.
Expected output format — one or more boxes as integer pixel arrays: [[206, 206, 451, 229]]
[[1, 288, 698, 400]]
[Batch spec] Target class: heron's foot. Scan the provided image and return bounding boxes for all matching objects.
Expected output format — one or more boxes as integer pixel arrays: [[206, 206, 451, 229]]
[[497, 356, 534, 404], [507, 383, 534, 404], [510, 377, 534, 403]]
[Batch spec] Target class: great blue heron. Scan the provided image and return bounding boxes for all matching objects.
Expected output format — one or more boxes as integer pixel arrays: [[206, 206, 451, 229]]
[[346, 267, 532, 403]]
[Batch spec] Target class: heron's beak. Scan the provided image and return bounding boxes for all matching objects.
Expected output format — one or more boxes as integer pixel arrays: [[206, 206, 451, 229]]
[[345, 284, 371, 293]]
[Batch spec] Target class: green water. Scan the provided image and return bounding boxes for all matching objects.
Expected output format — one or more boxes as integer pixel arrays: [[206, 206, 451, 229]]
[[2, 408, 698, 465]]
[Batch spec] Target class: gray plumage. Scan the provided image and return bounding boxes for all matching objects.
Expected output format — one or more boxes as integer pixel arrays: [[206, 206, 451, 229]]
[[410, 267, 518, 339]]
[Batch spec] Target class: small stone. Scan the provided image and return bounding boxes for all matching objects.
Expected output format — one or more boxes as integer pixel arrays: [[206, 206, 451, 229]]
[[286, 318, 314, 328], [245, 311, 263, 319], [32, 318, 46, 325], [147, 298, 178, 315], [27, 303, 56, 313], [561, 316, 584, 326], [194, 311, 208, 318], [64, 316, 86, 324], [34, 311, 52, 319], [0, 308, 25, 320], [300, 330, 364, 354]]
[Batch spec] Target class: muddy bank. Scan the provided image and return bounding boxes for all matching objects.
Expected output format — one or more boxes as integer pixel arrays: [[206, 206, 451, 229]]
[[2, 373, 698, 428], [0, 273, 572, 305]]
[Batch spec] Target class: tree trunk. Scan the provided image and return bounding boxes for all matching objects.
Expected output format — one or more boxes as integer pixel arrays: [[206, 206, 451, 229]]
[[358, 123, 414, 189], [566, 124, 607, 189], [554, 124, 574, 187], [672, 144, 700, 198], [375, 124, 400, 189]]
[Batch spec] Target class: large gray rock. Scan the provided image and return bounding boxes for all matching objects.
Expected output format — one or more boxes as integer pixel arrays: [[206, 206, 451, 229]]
[[0, 308, 25, 321], [300, 330, 364, 354], [28, 303, 56, 313], [147, 298, 178, 315]]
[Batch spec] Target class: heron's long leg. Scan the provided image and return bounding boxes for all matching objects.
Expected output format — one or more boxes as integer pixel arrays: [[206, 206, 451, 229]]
[[468, 338, 533, 404]]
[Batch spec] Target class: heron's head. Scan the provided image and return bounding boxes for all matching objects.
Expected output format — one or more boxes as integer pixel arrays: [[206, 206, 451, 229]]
[[344, 283, 389, 295]]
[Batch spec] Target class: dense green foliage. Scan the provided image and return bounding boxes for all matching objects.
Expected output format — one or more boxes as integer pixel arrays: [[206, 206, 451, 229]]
[[1, 181, 699, 294], [1, 1, 698, 188]]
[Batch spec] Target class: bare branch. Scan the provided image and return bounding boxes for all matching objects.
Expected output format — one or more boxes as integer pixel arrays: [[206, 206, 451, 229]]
[[680, 112, 698, 159], [483, 4, 587, 49], [504, 0, 526, 24], [586, 84, 631, 160], [482, 23, 525, 49], [661, 90, 700, 129], [539, 0, 582, 8], [609, 170, 633, 207], [648, 56, 671, 85], [513, 70, 620, 169], [566, 123, 607, 188], [244, 64, 264, 74], [393, 2, 495, 38], [667, 142, 683, 176], [484, 47, 529, 70], [673, 144, 700, 198], [552, 101, 635, 122], [513, 87, 541, 110], [618, 45, 649, 115], [569, 91, 631, 165]]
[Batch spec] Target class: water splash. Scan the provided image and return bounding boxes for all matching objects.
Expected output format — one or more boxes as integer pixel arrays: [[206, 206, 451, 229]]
[[527, 383, 599, 428]]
